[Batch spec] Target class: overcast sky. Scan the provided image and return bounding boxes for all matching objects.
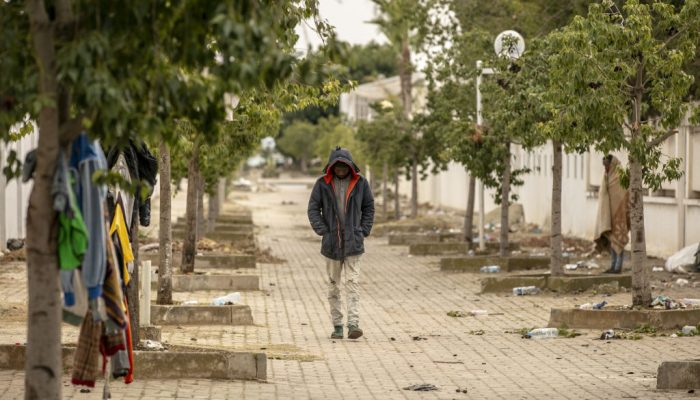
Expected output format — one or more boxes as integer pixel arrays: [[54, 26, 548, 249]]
[[295, 0, 387, 51]]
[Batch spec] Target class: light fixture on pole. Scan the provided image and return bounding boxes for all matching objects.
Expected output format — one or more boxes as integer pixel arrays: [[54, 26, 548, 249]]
[[475, 30, 524, 251]]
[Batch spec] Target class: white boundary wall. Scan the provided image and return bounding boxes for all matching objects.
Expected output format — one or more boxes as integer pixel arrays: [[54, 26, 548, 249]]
[[396, 124, 700, 257]]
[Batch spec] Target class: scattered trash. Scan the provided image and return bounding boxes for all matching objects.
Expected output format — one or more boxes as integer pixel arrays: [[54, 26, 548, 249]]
[[447, 311, 467, 318], [525, 328, 558, 339], [566, 260, 600, 270], [652, 266, 664, 272], [651, 295, 680, 310], [6, 238, 24, 251], [665, 243, 699, 273], [469, 310, 489, 316], [403, 384, 438, 392], [675, 278, 689, 287], [142, 340, 165, 351], [182, 300, 199, 305], [80, 388, 91, 393], [480, 265, 501, 273], [212, 292, 241, 306], [467, 250, 475, 256], [670, 333, 678, 338], [680, 298, 700, 306], [456, 388, 469, 393], [412, 336, 427, 341], [681, 326, 698, 336], [601, 329, 616, 340], [469, 329, 485, 335], [512, 286, 540, 296], [579, 301, 606, 310]]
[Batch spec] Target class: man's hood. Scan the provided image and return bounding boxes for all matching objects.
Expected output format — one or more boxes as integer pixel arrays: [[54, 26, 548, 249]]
[[323, 147, 360, 175]]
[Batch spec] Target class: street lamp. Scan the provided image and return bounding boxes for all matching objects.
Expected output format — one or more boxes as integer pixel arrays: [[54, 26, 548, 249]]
[[475, 30, 525, 251]]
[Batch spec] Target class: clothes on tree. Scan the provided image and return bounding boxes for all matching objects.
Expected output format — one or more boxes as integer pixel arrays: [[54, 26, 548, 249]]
[[54, 148, 88, 271], [109, 200, 134, 286], [55, 137, 157, 389]]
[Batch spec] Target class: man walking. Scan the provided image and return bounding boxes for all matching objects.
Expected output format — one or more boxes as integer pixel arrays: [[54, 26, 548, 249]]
[[308, 147, 374, 339]]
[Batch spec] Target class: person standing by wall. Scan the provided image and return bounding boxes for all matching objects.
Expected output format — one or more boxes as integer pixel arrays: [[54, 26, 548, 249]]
[[594, 155, 630, 274]]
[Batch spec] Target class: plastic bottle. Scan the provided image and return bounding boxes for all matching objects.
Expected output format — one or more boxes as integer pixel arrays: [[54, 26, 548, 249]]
[[469, 310, 489, 316], [682, 326, 698, 336], [212, 292, 241, 306], [526, 328, 558, 339], [480, 265, 501, 273], [512, 286, 540, 296]]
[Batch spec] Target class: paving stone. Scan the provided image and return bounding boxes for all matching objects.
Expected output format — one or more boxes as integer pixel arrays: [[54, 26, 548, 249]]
[[657, 361, 700, 389]]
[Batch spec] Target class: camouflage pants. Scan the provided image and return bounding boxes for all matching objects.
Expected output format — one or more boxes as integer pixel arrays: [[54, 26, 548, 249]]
[[326, 255, 361, 327]]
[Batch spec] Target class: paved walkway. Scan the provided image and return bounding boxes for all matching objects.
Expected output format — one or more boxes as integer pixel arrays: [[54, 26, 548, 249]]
[[1, 181, 699, 399]]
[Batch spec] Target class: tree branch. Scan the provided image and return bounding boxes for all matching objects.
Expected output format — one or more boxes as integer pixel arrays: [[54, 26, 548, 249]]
[[59, 115, 85, 145], [646, 128, 677, 149]]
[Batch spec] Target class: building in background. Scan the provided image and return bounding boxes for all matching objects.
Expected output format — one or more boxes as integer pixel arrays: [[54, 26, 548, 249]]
[[341, 77, 700, 257]]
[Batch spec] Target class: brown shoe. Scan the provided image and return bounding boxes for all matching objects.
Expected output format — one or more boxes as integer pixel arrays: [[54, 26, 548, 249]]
[[347, 325, 363, 339]]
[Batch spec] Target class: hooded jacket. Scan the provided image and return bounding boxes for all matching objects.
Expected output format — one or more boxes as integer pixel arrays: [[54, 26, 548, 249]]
[[308, 147, 375, 260]]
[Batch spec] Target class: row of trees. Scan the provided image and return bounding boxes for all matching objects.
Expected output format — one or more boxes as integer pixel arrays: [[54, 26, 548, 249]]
[[424, 0, 700, 307], [278, 0, 700, 310], [0, 1, 348, 398]]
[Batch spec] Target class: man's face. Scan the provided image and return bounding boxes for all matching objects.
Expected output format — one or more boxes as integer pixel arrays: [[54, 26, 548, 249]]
[[333, 163, 350, 179], [603, 158, 611, 173]]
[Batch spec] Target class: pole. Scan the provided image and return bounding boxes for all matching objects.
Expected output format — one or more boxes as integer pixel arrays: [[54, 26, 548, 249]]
[[476, 60, 486, 251], [140, 260, 151, 326]]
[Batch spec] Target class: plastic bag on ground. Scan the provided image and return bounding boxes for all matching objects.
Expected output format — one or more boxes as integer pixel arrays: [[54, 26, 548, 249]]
[[212, 292, 241, 306], [665, 243, 700, 273]]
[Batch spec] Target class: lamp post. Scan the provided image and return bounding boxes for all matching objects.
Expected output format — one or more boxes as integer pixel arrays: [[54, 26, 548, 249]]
[[474, 31, 524, 252]]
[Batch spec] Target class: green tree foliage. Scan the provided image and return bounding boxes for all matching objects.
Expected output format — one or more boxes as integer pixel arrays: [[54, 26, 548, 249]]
[[277, 120, 319, 170], [356, 100, 410, 172], [314, 116, 364, 167]]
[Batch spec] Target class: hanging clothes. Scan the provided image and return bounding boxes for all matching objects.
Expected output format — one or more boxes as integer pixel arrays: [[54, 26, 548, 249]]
[[56, 147, 90, 312], [102, 230, 127, 329], [54, 148, 88, 271], [109, 199, 134, 286], [68, 133, 108, 300], [71, 311, 103, 387]]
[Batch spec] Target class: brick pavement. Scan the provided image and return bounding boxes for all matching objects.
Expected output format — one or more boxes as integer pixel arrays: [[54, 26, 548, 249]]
[[0, 181, 699, 399]]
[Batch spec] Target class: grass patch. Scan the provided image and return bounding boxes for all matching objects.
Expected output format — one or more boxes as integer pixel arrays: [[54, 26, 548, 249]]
[[632, 324, 657, 334], [558, 327, 582, 338]]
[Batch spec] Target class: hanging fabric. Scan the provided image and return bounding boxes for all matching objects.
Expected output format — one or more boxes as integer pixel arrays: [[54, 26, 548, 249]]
[[71, 311, 103, 387]]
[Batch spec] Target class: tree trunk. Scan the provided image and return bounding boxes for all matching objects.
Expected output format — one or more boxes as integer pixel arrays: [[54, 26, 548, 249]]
[[382, 163, 388, 219], [180, 143, 200, 274], [464, 173, 476, 247], [410, 154, 418, 218], [196, 170, 205, 238], [499, 142, 511, 257], [393, 172, 400, 220], [217, 177, 226, 216], [550, 141, 564, 276], [300, 158, 308, 173], [128, 208, 140, 345], [208, 193, 218, 233], [25, 1, 62, 397], [629, 155, 651, 306], [157, 140, 173, 305]]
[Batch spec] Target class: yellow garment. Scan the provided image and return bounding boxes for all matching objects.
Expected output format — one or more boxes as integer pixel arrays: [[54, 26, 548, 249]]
[[110, 204, 133, 285]]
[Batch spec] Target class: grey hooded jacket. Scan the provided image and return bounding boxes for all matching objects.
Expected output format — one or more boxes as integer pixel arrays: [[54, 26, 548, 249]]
[[307, 148, 375, 260]]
